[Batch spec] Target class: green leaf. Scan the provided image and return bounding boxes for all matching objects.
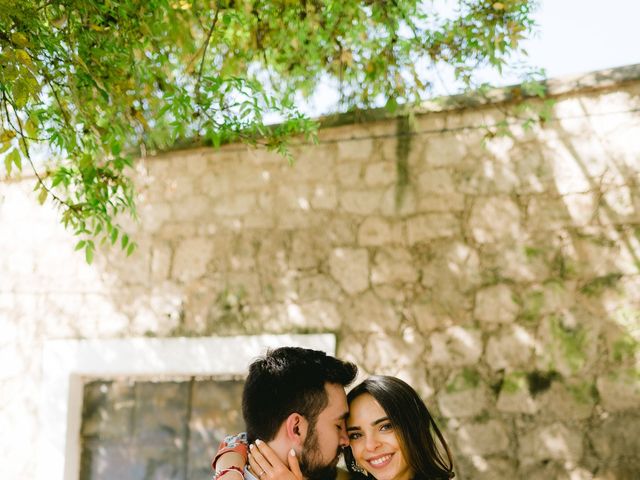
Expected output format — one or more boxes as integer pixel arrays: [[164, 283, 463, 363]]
[[110, 227, 119, 245], [37, 187, 47, 205], [4, 151, 13, 175], [74, 240, 86, 251], [121, 234, 129, 249], [85, 245, 94, 264], [7, 149, 22, 172]]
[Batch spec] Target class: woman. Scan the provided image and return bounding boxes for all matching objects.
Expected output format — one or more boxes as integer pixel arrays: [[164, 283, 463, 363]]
[[342, 376, 454, 480], [213, 375, 454, 480]]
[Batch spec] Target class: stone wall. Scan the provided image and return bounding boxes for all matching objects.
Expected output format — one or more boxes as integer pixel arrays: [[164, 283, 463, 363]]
[[1, 65, 639, 479]]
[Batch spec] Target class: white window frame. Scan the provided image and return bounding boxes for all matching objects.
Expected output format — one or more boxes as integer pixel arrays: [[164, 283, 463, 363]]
[[39, 334, 336, 480]]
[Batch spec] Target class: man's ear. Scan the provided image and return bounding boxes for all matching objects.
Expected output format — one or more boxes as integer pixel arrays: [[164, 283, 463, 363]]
[[285, 412, 309, 447]]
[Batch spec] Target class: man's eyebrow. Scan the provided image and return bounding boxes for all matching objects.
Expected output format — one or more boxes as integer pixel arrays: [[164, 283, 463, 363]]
[[337, 411, 349, 421]]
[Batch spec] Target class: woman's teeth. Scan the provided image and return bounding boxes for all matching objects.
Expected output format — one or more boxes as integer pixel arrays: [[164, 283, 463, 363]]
[[369, 454, 392, 466]]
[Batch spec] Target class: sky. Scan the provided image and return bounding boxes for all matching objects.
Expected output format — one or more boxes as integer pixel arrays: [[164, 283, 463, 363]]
[[518, 0, 640, 79], [300, 0, 640, 116]]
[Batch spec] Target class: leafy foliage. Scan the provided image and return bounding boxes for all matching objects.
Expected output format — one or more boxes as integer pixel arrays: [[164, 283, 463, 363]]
[[0, 0, 539, 259]]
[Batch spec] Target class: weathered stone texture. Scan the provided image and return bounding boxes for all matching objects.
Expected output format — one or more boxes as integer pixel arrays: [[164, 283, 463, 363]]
[[328, 248, 370, 295], [474, 284, 519, 324], [2, 67, 640, 480], [455, 420, 511, 456]]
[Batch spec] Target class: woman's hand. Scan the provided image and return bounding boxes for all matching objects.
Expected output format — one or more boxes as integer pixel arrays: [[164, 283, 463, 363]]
[[248, 440, 302, 480]]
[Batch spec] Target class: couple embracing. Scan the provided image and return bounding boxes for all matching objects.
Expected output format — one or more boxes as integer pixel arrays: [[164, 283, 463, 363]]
[[213, 347, 454, 480]]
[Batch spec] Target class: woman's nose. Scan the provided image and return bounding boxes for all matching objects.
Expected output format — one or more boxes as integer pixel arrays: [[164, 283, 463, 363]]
[[365, 434, 381, 451]]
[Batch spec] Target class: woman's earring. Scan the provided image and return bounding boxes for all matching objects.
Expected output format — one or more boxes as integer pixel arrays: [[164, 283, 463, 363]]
[[352, 461, 367, 476]]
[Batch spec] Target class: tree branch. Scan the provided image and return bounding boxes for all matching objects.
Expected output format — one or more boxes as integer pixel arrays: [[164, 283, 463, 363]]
[[195, 8, 220, 104]]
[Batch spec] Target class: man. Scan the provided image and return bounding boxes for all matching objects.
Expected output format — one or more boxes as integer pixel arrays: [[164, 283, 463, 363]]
[[214, 347, 357, 480]]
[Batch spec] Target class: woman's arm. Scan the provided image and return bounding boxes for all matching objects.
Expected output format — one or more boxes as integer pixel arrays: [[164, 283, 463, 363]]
[[213, 433, 249, 480]]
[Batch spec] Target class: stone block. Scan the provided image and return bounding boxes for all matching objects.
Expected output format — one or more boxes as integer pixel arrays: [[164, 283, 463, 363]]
[[364, 161, 397, 186], [228, 163, 273, 191], [456, 420, 510, 456], [535, 313, 599, 376], [426, 326, 483, 367], [371, 247, 418, 284], [274, 183, 311, 213], [481, 242, 550, 283], [362, 332, 424, 373], [286, 300, 342, 330], [497, 373, 538, 414], [337, 137, 374, 161], [596, 371, 640, 412], [422, 134, 468, 167], [527, 196, 576, 232], [310, 184, 338, 210], [420, 241, 482, 292], [357, 217, 404, 246], [589, 414, 640, 471], [469, 197, 522, 244], [486, 325, 535, 371], [518, 423, 583, 466], [290, 230, 330, 270], [339, 189, 383, 215], [407, 213, 459, 244], [171, 195, 211, 221], [336, 162, 363, 186], [457, 457, 517, 480], [563, 192, 597, 226], [438, 376, 489, 418], [537, 380, 594, 421], [329, 248, 369, 295], [213, 193, 256, 216], [474, 284, 519, 324], [138, 202, 172, 232], [172, 238, 214, 282], [379, 185, 418, 217], [458, 159, 520, 194], [297, 274, 343, 302], [182, 150, 210, 175], [410, 303, 454, 332], [287, 151, 336, 183], [339, 291, 400, 333], [418, 193, 466, 212], [417, 169, 456, 193], [324, 218, 358, 244]]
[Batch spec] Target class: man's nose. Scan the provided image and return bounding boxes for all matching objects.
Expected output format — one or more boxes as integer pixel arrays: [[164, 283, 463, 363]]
[[339, 429, 349, 447]]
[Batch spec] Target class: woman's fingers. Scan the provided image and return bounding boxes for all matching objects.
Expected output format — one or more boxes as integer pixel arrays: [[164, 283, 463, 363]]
[[250, 440, 300, 480], [255, 440, 287, 470], [287, 449, 303, 480], [248, 444, 272, 478]]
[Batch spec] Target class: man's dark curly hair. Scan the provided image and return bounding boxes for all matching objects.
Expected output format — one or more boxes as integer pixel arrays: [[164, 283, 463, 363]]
[[242, 347, 357, 443]]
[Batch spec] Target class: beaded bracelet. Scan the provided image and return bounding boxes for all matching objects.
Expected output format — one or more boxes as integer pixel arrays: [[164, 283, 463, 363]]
[[215, 466, 244, 480]]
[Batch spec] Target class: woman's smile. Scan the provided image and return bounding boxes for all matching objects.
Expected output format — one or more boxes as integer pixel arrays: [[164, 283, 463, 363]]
[[366, 453, 394, 467]]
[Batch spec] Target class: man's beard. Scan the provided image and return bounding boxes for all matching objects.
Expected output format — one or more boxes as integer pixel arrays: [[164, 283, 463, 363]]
[[298, 429, 341, 480]]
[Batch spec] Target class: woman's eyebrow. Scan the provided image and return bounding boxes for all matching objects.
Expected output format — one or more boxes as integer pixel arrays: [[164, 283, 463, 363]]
[[371, 416, 389, 426], [346, 416, 389, 432]]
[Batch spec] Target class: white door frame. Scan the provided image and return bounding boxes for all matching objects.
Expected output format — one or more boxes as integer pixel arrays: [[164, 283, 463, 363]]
[[39, 334, 336, 480]]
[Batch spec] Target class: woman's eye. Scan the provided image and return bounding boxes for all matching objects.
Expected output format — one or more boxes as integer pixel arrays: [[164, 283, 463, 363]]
[[348, 432, 362, 440], [380, 422, 393, 431]]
